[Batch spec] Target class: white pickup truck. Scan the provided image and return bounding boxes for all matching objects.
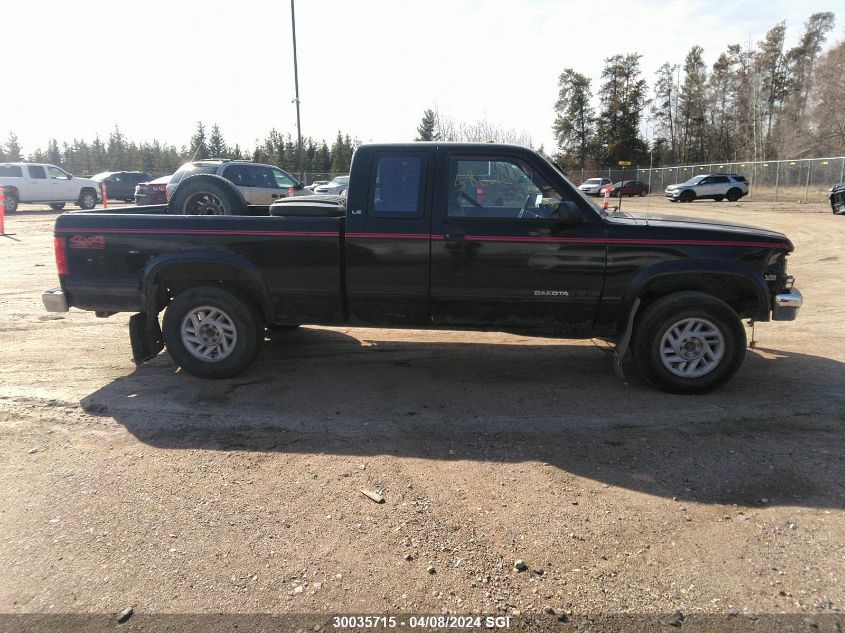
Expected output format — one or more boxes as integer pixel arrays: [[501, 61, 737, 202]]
[[0, 163, 101, 213]]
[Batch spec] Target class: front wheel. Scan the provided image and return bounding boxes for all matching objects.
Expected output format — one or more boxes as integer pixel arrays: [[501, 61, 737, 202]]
[[679, 190, 696, 203], [78, 189, 97, 210], [49, 203, 66, 210], [633, 292, 746, 394], [162, 287, 263, 378]]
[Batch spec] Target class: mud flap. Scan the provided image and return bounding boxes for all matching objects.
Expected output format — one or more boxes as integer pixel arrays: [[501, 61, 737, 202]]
[[129, 312, 164, 366]]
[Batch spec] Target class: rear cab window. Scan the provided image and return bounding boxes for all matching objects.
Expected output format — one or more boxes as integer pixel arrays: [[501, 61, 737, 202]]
[[27, 166, 47, 179]]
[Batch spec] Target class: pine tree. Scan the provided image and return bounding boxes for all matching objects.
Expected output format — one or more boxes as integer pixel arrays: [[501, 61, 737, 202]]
[[5, 133, 23, 161], [552, 69, 594, 170], [208, 124, 227, 158], [651, 63, 679, 164], [595, 53, 650, 165], [415, 108, 439, 141], [46, 139, 62, 166], [330, 131, 347, 173], [678, 46, 708, 163], [190, 122, 208, 160]]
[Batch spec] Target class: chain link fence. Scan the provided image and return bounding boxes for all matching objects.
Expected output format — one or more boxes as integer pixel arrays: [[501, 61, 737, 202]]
[[572, 156, 845, 202]]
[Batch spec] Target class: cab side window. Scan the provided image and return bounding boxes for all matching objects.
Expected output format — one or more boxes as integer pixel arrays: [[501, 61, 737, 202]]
[[447, 157, 563, 219], [48, 166, 70, 180], [372, 154, 424, 216]]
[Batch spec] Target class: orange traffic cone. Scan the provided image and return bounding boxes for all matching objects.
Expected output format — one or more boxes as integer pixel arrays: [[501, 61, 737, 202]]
[[0, 188, 5, 234], [475, 179, 486, 204], [602, 187, 610, 211]]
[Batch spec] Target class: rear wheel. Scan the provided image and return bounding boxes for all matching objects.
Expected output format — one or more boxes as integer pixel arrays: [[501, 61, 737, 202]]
[[633, 292, 746, 394], [49, 203, 66, 210], [679, 190, 696, 203], [162, 287, 263, 378], [726, 188, 742, 202], [4, 190, 19, 213]]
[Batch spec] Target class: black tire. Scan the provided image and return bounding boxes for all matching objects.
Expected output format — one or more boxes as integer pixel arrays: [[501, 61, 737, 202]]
[[632, 291, 746, 394], [162, 287, 263, 378], [77, 188, 98, 210], [725, 188, 742, 202], [639, 190, 647, 197], [714, 195, 724, 202], [4, 189, 19, 213], [167, 174, 247, 216], [49, 203, 66, 210], [679, 190, 696, 203]]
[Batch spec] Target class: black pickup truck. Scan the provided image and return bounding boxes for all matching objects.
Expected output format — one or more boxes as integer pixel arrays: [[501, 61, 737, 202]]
[[42, 142, 803, 393]]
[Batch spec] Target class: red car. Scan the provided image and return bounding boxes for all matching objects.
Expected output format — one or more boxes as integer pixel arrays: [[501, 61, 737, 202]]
[[603, 180, 649, 197], [134, 175, 171, 205]]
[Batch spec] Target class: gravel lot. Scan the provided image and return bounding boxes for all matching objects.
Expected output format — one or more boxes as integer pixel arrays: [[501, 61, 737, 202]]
[[0, 197, 843, 628]]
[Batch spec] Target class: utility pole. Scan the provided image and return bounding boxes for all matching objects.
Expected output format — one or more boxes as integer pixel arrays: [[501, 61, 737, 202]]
[[290, 0, 304, 181]]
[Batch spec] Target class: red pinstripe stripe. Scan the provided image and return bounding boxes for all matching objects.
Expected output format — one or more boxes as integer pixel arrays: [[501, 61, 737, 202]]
[[55, 227, 788, 250]]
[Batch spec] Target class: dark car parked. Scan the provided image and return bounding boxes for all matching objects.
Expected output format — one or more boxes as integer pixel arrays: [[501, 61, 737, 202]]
[[830, 183, 845, 215], [607, 180, 649, 197], [91, 171, 153, 202], [134, 175, 171, 206]]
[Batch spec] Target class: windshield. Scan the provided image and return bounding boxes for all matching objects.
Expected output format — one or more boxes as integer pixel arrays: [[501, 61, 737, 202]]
[[583, 178, 602, 185], [90, 172, 111, 181], [330, 176, 349, 185], [683, 175, 706, 185]]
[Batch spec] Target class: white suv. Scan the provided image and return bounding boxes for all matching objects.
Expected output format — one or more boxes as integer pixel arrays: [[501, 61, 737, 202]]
[[578, 177, 613, 196], [0, 163, 100, 212], [166, 160, 312, 206], [665, 174, 749, 203]]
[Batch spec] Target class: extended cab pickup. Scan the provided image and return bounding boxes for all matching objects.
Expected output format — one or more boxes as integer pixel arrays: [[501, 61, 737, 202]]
[[42, 143, 803, 393]]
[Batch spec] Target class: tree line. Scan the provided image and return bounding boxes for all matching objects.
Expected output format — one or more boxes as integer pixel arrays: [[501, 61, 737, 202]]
[[552, 11, 841, 171], [0, 123, 360, 177]]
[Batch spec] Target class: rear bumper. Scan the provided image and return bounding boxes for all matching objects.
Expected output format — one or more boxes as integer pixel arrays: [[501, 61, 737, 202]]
[[772, 287, 802, 321], [42, 287, 68, 312]]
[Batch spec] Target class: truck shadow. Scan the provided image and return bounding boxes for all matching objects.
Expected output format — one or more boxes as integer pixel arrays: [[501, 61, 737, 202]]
[[81, 326, 845, 509]]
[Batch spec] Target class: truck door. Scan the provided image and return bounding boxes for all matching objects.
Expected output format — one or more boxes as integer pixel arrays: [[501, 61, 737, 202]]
[[25, 165, 49, 201], [47, 165, 75, 201], [430, 150, 607, 334], [344, 150, 432, 325]]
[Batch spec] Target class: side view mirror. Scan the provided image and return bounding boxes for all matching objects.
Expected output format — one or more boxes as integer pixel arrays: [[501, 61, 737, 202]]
[[553, 200, 582, 227], [67, 174, 73, 180]]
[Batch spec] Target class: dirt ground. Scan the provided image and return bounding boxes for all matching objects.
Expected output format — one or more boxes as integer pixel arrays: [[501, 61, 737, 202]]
[[0, 197, 843, 628]]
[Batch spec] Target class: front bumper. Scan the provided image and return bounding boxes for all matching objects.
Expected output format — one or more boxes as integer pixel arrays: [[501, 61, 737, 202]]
[[772, 287, 802, 321], [42, 287, 68, 312]]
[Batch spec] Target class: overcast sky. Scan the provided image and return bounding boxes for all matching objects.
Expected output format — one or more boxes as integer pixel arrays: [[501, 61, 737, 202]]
[[2, 0, 842, 157]]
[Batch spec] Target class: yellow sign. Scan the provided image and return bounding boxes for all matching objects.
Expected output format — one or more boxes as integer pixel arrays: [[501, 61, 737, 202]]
[[618, 160, 632, 166]]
